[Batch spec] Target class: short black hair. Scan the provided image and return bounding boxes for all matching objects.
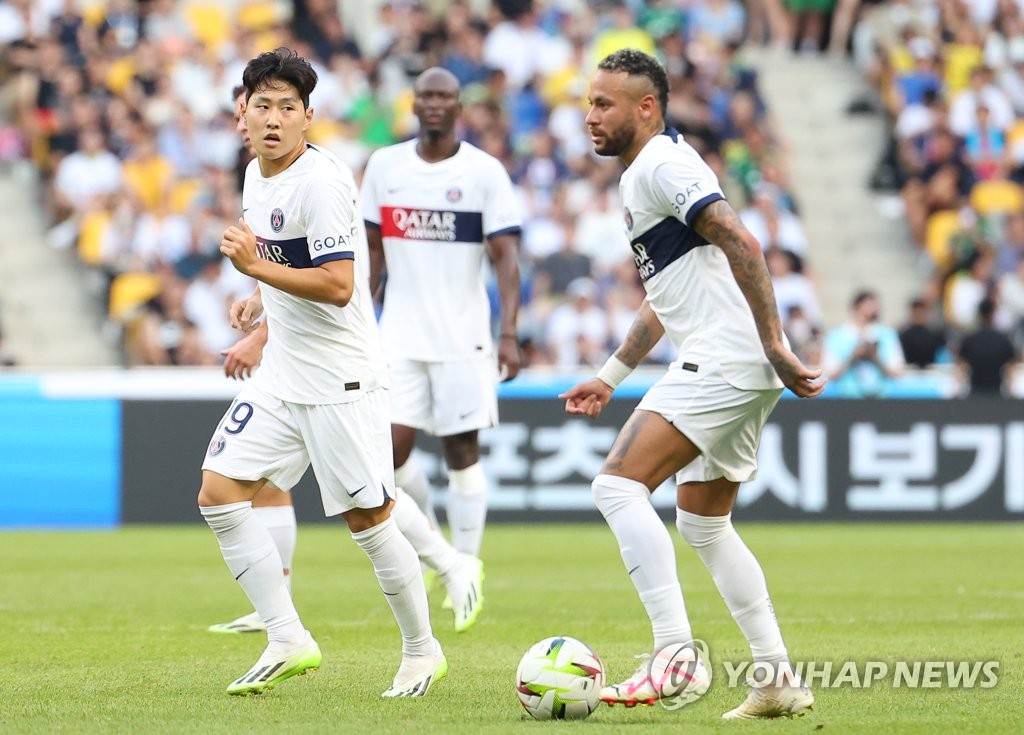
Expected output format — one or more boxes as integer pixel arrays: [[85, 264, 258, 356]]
[[242, 47, 318, 110], [852, 289, 876, 308], [231, 84, 245, 101], [597, 48, 669, 116]]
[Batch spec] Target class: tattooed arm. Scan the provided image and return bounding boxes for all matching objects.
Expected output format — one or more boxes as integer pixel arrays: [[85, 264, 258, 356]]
[[560, 300, 665, 418], [691, 199, 824, 398], [614, 300, 665, 368]]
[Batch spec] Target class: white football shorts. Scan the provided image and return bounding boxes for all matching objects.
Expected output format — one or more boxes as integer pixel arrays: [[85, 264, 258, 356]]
[[388, 355, 499, 436], [636, 360, 783, 484], [202, 382, 395, 516]]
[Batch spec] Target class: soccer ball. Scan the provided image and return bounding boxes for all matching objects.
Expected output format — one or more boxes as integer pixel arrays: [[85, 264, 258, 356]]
[[515, 636, 605, 721]]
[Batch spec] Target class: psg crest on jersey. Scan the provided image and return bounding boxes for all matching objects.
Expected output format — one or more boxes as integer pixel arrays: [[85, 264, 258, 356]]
[[208, 435, 226, 456], [623, 207, 634, 231], [270, 207, 285, 233], [446, 187, 462, 203]]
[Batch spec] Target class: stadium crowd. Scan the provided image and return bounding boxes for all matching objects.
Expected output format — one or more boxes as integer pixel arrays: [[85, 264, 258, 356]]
[[0, 0, 820, 367], [845, 0, 1024, 393], [0, 0, 1020, 395]]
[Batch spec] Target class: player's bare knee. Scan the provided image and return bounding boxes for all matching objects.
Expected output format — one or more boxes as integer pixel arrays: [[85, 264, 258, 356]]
[[198, 471, 258, 507], [391, 424, 417, 467], [198, 477, 223, 508], [342, 501, 392, 533], [442, 431, 479, 469]]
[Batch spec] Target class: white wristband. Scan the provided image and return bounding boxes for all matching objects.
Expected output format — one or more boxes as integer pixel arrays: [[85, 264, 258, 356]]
[[596, 355, 633, 390]]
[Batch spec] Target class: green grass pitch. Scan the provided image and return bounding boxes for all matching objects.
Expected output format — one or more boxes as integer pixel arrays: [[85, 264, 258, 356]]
[[0, 523, 1020, 734]]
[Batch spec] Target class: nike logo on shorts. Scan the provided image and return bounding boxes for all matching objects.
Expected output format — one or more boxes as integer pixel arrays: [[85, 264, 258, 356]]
[[347, 485, 366, 498]]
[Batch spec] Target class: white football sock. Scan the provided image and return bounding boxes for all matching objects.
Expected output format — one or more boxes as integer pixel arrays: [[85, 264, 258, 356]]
[[592, 474, 693, 651], [447, 463, 488, 556], [352, 516, 434, 657], [253, 504, 297, 593], [200, 501, 305, 644], [395, 458, 439, 530], [391, 487, 462, 579], [676, 509, 789, 665]]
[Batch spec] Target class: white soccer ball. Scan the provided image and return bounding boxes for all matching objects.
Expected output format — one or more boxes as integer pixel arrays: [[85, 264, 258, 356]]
[[515, 636, 605, 721]]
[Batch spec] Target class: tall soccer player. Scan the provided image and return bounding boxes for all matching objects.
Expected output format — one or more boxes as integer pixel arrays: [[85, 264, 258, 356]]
[[207, 85, 298, 636], [361, 67, 522, 560], [560, 50, 823, 719], [198, 48, 446, 697]]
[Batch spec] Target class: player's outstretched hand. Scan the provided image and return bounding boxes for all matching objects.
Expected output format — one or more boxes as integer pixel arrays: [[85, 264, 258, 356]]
[[768, 348, 826, 398], [559, 378, 614, 419], [221, 218, 259, 275], [221, 330, 266, 380]]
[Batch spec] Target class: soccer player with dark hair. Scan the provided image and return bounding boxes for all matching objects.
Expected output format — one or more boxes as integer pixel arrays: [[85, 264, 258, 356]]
[[206, 84, 298, 637], [561, 49, 822, 719], [212, 72, 486, 638], [198, 48, 446, 697]]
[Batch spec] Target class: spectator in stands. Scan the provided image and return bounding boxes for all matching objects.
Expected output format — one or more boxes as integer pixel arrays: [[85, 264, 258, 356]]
[[441, 18, 490, 87], [545, 277, 608, 367], [182, 254, 246, 359], [946, 248, 997, 332], [741, 183, 809, 258], [537, 221, 592, 296], [963, 103, 1006, 180], [823, 290, 905, 397], [128, 266, 210, 366], [995, 211, 1024, 275], [957, 297, 1018, 395], [997, 253, 1024, 342], [783, 304, 822, 365], [950, 66, 1014, 139], [689, 0, 747, 49], [572, 186, 631, 277], [997, 37, 1024, 116], [784, 0, 834, 54], [50, 126, 122, 247], [898, 296, 949, 368], [121, 125, 173, 212], [903, 127, 976, 247], [893, 37, 942, 111], [13, 0, 816, 372], [766, 246, 821, 328]]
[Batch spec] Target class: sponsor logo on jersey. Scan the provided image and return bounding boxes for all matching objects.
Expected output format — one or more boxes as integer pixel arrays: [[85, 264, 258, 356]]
[[208, 435, 226, 456], [446, 187, 463, 203], [270, 207, 285, 233], [624, 207, 634, 231], [255, 235, 311, 267], [380, 206, 485, 243]]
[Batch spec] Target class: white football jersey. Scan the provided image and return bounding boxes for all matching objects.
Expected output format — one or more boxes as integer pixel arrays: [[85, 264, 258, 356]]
[[242, 144, 387, 404], [620, 129, 783, 391], [361, 139, 522, 361]]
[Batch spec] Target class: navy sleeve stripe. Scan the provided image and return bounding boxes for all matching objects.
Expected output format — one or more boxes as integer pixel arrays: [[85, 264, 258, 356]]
[[685, 192, 725, 226], [311, 250, 355, 266], [630, 216, 710, 281], [364, 219, 381, 231], [486, 225, 522, 240]]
